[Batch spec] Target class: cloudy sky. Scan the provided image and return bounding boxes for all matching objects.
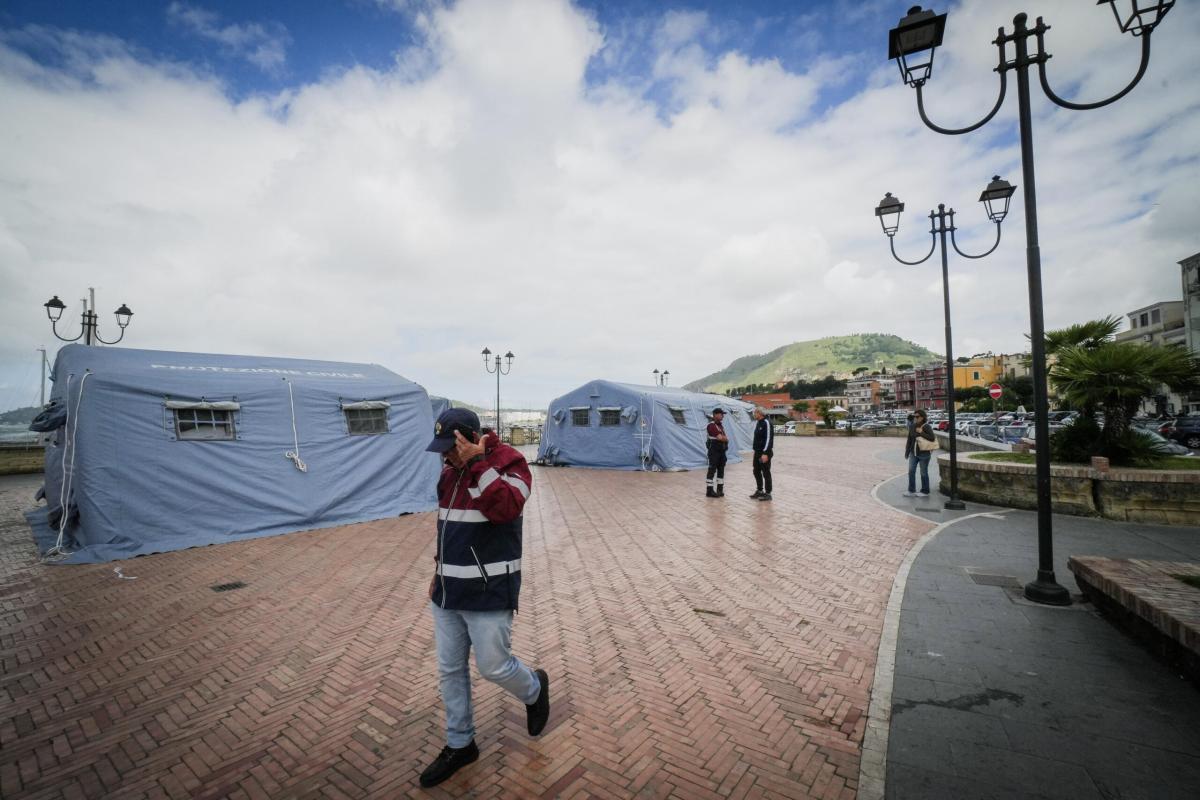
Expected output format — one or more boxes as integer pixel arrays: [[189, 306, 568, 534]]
[[1, 0, 1197, 411]]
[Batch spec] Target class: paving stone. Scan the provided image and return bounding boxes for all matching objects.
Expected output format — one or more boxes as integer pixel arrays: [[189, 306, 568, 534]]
[[0, 439, 931, 799]]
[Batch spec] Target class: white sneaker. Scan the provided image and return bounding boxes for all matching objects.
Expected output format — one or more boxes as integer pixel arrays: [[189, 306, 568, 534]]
[[902, 491, 917, 497], [920, 492, 931, 497]]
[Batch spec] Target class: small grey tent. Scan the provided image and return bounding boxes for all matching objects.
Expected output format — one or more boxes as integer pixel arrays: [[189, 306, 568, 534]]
[[537, 380, 755, 471], [28, 344, 439, 563]]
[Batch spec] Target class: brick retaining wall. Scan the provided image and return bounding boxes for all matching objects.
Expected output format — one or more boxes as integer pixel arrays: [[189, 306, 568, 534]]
[[939, 454, 1200, 526]]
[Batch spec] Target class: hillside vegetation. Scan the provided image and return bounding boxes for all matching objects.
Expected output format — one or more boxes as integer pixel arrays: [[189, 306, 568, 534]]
[[684, 334, 941, 394]]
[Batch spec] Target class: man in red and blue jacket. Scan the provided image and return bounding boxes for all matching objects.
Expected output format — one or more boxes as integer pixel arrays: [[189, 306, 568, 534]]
[[419, 408, 550, 788]]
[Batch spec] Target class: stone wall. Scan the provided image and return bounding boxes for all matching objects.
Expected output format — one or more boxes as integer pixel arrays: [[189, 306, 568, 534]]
[[0, 445, 44, 476], [940, 455, 1200, 525]]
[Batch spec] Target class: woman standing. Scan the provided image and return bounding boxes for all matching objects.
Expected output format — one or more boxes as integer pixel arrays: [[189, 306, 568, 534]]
[[904, 409, 937, 497]]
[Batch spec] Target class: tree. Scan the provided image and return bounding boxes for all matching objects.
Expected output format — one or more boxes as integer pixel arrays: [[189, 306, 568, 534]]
[[815, 400, 833, 427], [793, 401, 810, 415], [1052, 343, 1199, 448], [896, 363, 913, 371], [1044, 316, 1121, 355], [852, 367, 869, 376], [956, 356, 970, 364]]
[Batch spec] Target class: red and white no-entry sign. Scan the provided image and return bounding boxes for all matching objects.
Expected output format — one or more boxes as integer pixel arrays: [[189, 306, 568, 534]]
[[988, 383, 1003, 400]]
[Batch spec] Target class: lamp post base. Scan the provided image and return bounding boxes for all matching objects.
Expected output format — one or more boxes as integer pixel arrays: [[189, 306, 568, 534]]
[[943, 499, 966, 511], [1024, 575, 1072, 606]]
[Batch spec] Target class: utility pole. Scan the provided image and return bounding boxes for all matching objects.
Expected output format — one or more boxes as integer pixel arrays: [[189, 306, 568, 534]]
[[37, 347, 48, 407]]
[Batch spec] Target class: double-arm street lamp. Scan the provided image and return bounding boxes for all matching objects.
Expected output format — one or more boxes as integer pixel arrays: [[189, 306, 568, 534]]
[[44, 290, 133, 345], [875, 175, 1016, 511], [482, 347, 514, 435], [887, 0, 1176, 606], [652, 369, 670, 387]]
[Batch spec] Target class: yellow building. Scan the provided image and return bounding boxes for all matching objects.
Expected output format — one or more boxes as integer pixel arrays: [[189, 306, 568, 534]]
[[953, 355, 1003, 389]]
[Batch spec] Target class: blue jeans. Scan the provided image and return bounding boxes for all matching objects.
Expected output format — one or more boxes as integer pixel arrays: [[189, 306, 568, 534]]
[[430, 601, 540, 748], [908, 453, 931, 494]]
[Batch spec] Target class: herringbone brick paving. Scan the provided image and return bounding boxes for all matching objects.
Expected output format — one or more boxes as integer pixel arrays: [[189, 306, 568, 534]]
[[0, 438, 932, 798]]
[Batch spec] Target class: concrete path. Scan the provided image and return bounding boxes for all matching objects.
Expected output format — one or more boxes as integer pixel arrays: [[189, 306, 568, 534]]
[[874, 453, 1200, 800]]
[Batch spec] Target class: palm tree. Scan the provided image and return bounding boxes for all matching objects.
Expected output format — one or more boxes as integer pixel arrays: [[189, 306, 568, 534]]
[[1051, 343, 1200, 445], [1044, 316, 1121, 355]]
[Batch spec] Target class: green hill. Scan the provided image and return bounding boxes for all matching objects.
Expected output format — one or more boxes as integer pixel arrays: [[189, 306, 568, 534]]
[[684, 334, 942, 394]]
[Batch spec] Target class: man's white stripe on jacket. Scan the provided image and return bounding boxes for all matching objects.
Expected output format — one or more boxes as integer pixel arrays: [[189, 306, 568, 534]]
[[438, 558, 522, 579]]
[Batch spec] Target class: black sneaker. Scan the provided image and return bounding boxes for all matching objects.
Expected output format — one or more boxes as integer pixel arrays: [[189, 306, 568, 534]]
[[757, 493, 772, 502], [749, 491, 763, 499], [706, 487, 717, 498], [418, 740, 479, 788], [526, 669, 550, 736]]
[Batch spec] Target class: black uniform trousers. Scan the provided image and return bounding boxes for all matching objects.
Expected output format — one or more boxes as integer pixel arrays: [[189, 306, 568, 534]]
[[753, 450, 772, 494], [706, 446, 726, 485]]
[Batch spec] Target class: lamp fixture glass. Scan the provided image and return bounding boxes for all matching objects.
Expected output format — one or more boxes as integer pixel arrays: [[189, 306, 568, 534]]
[[115, 303, 133, 328], [979, 175, 1017, 223], [1097, 0, 1174, 37], [874, 192, 905, 236], [887, 6, 947, 87], [44, 295, 67, 322]]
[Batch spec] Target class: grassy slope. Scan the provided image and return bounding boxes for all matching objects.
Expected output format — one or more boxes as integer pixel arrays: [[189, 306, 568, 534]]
[[684, 333, 941, 393]]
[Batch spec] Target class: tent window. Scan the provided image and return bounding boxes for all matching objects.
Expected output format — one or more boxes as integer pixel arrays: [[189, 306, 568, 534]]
[[669, 408, 686, 425], [345, 407, 389, 435], [174, 408, 235, 441], [571, 408, 590, 426], [599, 409, 621, 426]]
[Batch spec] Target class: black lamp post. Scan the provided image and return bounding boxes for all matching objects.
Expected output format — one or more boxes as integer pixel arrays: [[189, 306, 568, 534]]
[[653, 369, 670, 387], [44, 294, 133, 345], [875, 176, 1015, 511], [482, 347, 514, 436], [887, 1, 1175, 606]]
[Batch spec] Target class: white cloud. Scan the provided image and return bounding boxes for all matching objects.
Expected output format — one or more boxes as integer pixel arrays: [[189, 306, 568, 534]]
[[1, 0, 1198, 411], [166, 2, 289, 73]]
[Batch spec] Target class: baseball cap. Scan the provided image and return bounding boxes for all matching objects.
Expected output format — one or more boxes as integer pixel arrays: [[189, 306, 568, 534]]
[[711, 407, 725, 415], [426, 408, 482, 453]]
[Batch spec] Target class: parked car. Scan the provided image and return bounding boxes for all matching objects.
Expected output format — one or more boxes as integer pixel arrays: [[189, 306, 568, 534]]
[[1164, 417, 1200, 450]]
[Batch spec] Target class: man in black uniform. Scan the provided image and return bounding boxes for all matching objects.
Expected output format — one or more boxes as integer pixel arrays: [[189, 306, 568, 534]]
[[705, 408, 729, 498], [749, 407, 773, 501]]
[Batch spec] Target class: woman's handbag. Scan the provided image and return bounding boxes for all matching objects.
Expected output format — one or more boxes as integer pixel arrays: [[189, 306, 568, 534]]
[[915, 434, 939, 452]]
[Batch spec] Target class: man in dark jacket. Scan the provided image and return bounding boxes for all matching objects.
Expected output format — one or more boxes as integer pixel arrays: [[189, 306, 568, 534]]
[[705, 408, 729, 498], [749, 407, 774, 501], [419, 408, 550, 788]]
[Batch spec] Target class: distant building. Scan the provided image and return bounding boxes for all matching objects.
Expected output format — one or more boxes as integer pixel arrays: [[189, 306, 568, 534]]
[[1114, 300, 1186, 348], [1114, 299, 1188, 415], [894, 370, 916, 410], [740, 392, 799, 422], [915, 363, 948, 411], [845, 377, 896, 414], [953, 355, 1003, 390], [1000, 353, 1030, 380], [1182, 252, 1200, 414]]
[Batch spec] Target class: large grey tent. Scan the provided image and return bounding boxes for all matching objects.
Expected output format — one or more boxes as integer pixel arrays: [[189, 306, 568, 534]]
[[28, 344, 439, 563], [536, 380, 755, 471]]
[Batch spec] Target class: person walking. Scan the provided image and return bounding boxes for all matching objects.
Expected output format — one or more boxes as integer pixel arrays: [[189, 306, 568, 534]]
[[749, 407, 774, 501], [420, 408, 550, 788], [705, 407, 729, 498], [904, 409, 937, 498]]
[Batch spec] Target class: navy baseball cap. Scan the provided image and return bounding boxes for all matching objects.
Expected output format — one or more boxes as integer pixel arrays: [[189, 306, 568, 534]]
[[712, 407, 725, 415], [426, 408, 482, 453]]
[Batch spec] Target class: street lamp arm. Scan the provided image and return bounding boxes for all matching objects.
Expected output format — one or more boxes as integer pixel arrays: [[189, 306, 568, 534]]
[[92, 328, 127, 346], [1037, 31, 1152, 111], [888, 232, 937, 266], [950, 221, 1002, 260], [915, 70, 1007, 136], [49, 320, 87, 343]]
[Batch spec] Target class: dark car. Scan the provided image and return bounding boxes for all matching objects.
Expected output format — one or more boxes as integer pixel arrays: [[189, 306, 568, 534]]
[[1164, 417, 1200, 450]]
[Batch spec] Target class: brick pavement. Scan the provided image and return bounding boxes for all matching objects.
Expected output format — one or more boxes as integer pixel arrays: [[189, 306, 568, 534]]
[[0, 438, 931, 799]]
